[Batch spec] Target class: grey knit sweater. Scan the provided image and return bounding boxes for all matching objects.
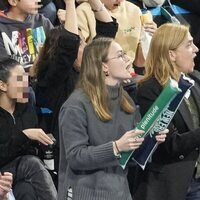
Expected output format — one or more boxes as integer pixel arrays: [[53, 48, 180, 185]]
[[58, 85, 140, 200]]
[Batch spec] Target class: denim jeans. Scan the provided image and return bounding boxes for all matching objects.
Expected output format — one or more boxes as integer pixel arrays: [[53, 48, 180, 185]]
[[1, 155, 57, 200], [39, 2, 57, 25], [186, 178, 200, 200]]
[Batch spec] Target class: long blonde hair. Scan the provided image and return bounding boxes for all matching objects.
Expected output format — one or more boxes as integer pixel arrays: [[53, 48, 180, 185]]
[[141, 23, 189, 86], [77, 37, 134, 121]]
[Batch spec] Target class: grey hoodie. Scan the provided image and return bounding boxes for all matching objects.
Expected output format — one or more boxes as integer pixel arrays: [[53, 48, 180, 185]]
[[0, 13, 53, 68]]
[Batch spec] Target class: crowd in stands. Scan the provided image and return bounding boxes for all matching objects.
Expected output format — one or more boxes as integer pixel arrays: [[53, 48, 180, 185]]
[[0, 0, 200, 200]]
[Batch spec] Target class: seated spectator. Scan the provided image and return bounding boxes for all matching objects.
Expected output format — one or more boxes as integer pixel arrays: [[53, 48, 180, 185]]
[[0, 0, 53, 70], [0, 58, 57, 199], [75, 0, 157, 69], [57, 0, 157, 74]]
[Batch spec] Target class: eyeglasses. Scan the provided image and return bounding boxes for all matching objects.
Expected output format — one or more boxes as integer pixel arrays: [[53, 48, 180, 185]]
[[106, 51, 129, 62]]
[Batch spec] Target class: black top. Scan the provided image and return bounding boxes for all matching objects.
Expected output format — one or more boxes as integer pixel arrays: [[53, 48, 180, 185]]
[[35, 28, 80, 138], [35, 19, 118, 137], [134, 71, 200, 200], [0, 103, 38, 168]]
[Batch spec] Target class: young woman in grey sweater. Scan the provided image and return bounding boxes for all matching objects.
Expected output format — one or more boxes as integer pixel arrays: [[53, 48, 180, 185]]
[[58, 27, 168, 200]]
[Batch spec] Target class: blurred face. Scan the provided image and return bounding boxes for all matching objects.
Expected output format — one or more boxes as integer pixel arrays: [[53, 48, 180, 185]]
[[170, 32, 199, 74], [103, 41, 132, 85], [6, 65, 29, 103], [13, 0, 41, 15], [101, 0, 124, 10]]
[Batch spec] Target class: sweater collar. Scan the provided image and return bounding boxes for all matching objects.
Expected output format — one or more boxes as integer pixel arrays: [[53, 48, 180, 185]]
[[107, 84, 120, 100]]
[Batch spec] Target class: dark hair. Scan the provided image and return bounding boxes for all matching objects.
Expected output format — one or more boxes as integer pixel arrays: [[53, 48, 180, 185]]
[[0, 58, 19, 83], [2, 0, 10, 9], [36, 26, 63, 76]]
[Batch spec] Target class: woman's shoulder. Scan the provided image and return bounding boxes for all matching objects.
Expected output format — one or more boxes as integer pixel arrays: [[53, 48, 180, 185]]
[[59, 89, 91, 119], [138, 77, 160, 89], [62, 89, 89, 108], [137, 77, 162, 98]]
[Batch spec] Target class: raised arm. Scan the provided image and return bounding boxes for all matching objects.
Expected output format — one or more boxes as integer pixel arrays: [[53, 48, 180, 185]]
[[88, 0, 118, 38], [64, 0, 78, 34], [88, 0, 112, 23]]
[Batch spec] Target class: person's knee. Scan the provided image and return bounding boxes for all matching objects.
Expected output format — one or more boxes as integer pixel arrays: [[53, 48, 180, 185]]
[[20, 155, 45, 172], [14, 181, 37, 200]]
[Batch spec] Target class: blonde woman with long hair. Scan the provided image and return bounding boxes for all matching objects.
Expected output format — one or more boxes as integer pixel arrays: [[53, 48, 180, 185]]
[[134, 23, 200, 200]]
